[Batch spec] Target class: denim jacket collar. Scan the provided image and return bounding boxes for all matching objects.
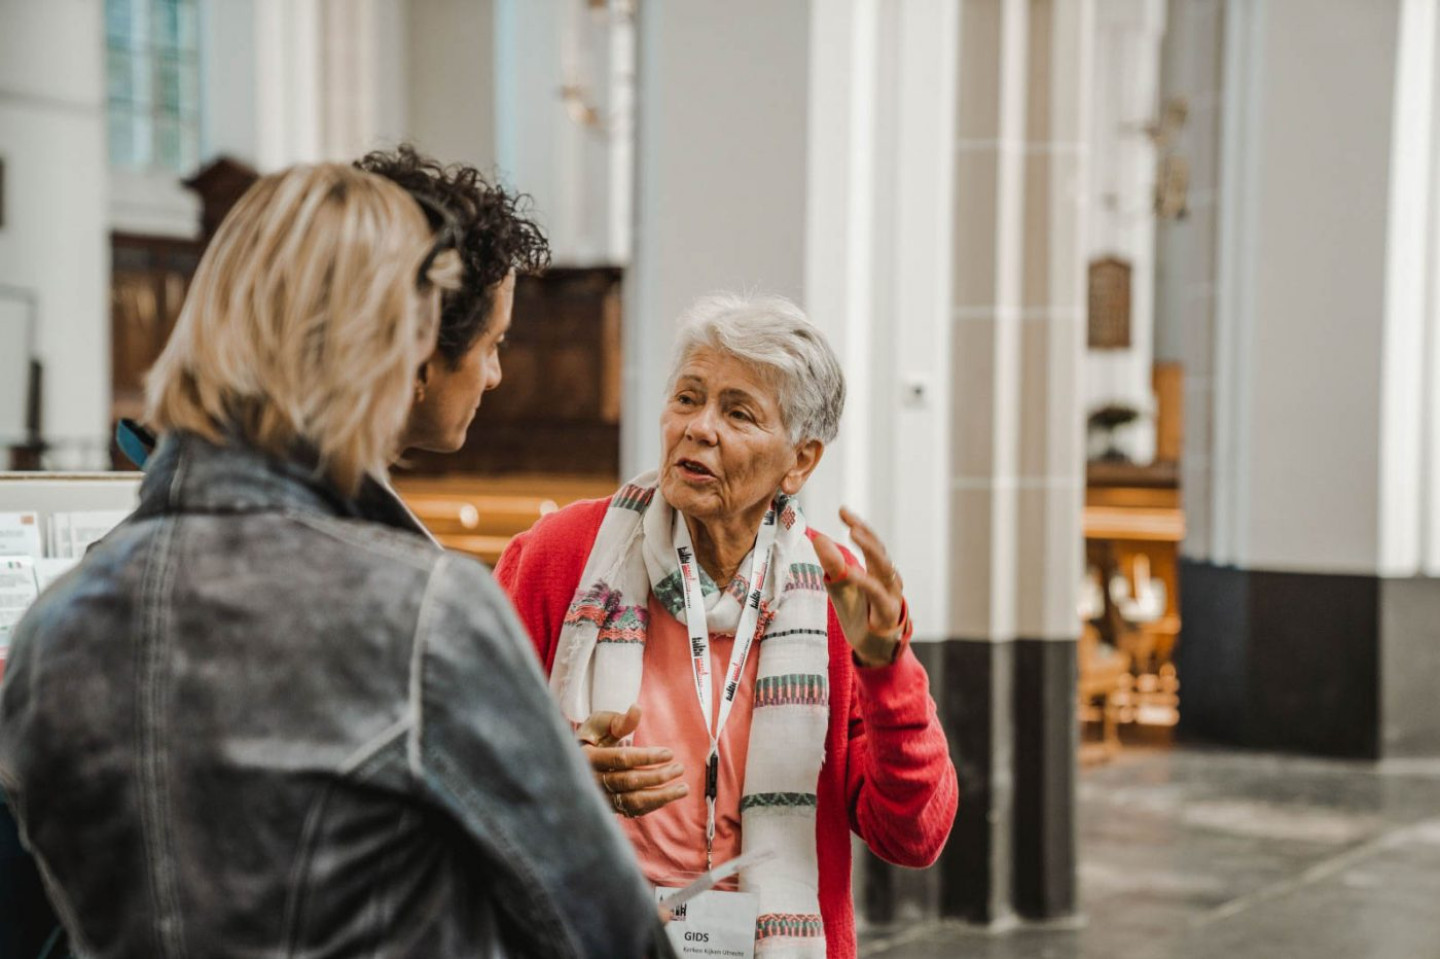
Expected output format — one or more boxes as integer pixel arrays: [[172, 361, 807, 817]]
[[135, 431, 426, 538]]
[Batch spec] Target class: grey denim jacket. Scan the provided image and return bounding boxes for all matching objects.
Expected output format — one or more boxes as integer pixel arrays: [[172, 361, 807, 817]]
[[0, 433, 671, 959]]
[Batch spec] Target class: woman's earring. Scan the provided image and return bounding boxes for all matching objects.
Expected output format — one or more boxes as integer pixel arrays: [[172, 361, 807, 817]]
[[414, 383, 426, 403]]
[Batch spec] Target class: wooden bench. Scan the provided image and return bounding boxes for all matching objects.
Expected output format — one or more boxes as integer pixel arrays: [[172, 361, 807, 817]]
[[404, 494, 559, 538], [395, 474, 617, 566]]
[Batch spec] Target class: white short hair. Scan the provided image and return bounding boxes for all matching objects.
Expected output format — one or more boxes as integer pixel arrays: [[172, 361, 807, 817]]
[[668, 293, 846, 445]]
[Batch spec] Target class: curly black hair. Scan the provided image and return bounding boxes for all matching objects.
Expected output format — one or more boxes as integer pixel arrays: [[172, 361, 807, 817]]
[[355, 144, 550, 368]]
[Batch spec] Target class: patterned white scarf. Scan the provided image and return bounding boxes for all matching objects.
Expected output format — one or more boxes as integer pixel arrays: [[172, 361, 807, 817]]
[[551, 471, 830, 957]]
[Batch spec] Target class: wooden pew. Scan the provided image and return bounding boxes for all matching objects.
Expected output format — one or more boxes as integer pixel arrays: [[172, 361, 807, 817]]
[[395, 474, 616, 566]]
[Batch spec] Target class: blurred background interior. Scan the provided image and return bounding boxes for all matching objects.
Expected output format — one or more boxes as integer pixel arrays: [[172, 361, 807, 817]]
[[4, 1, 1440, 956]]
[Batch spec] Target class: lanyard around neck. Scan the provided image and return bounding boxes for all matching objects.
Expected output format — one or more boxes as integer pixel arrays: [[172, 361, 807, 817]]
[[673, 503, 778, 868]]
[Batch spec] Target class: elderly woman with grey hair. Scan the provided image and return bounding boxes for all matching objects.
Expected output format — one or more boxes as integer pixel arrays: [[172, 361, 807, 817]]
[[496, 293, 957, 959]]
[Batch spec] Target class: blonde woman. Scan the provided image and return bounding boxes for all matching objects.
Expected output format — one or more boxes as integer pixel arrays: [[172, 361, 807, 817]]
[[0, 165, 669, 959]]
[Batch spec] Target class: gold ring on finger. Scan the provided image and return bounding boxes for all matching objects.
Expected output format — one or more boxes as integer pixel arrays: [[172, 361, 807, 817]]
[[611, 791, 628, 817], [601, 772, 617, 794]]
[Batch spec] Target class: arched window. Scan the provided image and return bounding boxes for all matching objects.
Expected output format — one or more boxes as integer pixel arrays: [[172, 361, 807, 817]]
[[105, 0, 202, 173]]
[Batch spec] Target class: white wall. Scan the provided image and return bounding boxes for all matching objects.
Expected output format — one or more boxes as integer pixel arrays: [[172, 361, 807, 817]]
[[0, 0, 110, 465], [495, 0, 632, 265], [408, 0, 493, 167], [371, 0, 410, 148], [252, 0, 415, 169], [204, 0, 260, 165], [623, 0, 812, 476], [1156, 0, 1224, 561], [1215, 0, 1396, 573], [1377, 0, 1440, 578]]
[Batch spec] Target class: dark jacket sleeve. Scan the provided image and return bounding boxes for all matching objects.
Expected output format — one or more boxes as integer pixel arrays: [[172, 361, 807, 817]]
[[412, 552, 674, 959]]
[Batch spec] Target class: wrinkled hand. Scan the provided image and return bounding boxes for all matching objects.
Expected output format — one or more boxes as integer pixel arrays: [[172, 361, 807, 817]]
[[811, 507, 908, 667], [577, 704, 688, 818]]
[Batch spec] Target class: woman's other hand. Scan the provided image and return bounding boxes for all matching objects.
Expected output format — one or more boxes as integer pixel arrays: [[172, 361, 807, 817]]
[[577, 704, 689, 817], [811, 507, 909, 667]]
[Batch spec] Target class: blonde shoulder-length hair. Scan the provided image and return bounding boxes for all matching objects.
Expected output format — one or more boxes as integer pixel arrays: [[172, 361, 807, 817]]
[[146, 163, 460, 495]]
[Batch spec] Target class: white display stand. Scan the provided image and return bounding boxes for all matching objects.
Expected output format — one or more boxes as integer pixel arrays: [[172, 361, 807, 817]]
[[0, 472, 143, 519], [0, 473, 142, 665]]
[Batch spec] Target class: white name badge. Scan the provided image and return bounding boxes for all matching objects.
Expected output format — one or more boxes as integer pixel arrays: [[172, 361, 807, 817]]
[[656, 887, 758, 959]]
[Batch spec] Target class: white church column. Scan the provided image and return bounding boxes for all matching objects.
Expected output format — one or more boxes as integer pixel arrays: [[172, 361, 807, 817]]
[[623, 0, 812, 478], [1179, 0, 1440, 759], [936, 0, 1092, 923], [627, 0, 1092, 924], [254, 0, 409, 170]]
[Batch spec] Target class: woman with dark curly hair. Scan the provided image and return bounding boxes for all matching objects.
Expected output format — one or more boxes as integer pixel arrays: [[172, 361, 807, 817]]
[[355, 144, 551, 455]]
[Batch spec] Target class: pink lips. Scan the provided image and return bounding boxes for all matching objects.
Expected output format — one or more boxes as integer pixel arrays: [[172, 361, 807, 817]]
[[677, 458, 716, 480]]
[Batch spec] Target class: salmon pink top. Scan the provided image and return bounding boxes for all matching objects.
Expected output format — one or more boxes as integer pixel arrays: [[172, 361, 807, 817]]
[[618, 595, 762, 890]]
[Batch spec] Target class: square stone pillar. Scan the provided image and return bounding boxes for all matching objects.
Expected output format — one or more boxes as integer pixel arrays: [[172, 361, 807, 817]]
[[1173, 0, 1440, 761], [624, 0, 1092, 926], [931, 0, 1089, 924]]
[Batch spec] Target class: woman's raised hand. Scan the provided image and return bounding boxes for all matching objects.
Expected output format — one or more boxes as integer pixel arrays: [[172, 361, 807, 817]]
[[576, 704, 689, 818], [810, 506, 909, 667]]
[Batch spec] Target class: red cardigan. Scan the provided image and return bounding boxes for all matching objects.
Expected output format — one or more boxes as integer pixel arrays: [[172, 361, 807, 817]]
[[494, 498, 958, 959]]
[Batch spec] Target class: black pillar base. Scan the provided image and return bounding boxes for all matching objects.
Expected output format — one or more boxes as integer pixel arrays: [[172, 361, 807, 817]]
[[1012, 638, 1077, 919], [862, 638, 1077, 926], [1177, 561, 1382, 759]]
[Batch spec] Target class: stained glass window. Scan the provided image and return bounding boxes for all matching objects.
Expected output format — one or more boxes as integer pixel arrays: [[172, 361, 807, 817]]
[[106, 0, 201, 173]]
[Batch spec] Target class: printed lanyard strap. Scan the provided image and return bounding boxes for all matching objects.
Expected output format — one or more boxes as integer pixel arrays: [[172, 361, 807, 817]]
[[673, 503, 778, 866]]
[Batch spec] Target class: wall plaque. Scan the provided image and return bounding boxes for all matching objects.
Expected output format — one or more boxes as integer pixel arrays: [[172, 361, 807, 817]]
[[1088, 256, 1132, 349]]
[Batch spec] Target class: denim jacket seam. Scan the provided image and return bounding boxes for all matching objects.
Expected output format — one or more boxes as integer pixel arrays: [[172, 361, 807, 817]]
[[420, 742, 580, 958], [0, 785, 95, 956], [407, 553, 453, 779], [28, 843, 98, 959], [0, 765, 17, 803], [282, 740, 409, 957], [281, 779, 338, 956], [365, 806, 418, 954], [285, 723, 409, 951], [165, 439, 191, 511], [338, 716, 412, 777], [135, 515, 189, 959], [411, 557, 578, 955]]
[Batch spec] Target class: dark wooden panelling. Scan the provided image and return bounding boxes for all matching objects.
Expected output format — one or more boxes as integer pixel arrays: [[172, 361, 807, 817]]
[[109, 232, 202, 466]]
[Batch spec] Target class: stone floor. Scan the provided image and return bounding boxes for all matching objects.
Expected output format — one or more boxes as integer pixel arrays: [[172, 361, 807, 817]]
[[859, 747, 1440, 959]]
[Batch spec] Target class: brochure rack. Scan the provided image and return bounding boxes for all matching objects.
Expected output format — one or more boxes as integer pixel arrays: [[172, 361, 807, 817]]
[[0, 472, 142, 675]]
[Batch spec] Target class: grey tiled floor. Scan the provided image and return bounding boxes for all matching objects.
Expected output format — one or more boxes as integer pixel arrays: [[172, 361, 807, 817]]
[[860, 748, 1440, 959]]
